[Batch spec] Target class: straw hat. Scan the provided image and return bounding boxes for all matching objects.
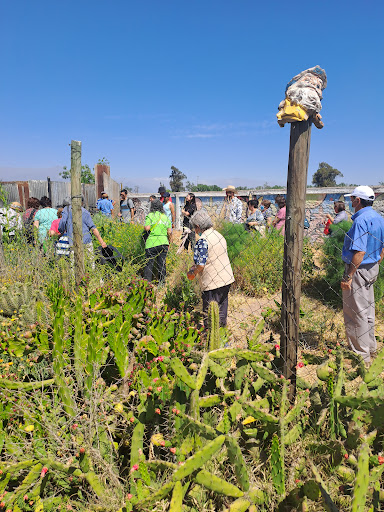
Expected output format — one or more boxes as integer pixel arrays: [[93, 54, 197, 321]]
[[223, 185, 237, 193], [10, 201, 23, 212]]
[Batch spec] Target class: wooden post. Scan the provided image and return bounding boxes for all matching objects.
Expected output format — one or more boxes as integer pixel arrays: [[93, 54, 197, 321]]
[[280, 119, 312, 401], [47, 177, 52, 204], [70, 140, 85, 290]]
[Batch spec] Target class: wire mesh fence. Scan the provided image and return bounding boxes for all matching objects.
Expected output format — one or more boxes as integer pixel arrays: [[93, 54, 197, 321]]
[[1, 187, 384, 511]]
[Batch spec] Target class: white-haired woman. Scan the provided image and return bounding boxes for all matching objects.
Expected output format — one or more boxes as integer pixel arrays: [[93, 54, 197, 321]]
[[187, 210, 234, 327]]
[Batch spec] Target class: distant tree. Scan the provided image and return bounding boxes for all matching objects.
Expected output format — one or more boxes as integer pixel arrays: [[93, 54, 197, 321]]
[[59, 164, 95, 184], [123, 185, 133, 192], [337, 182, 358, 188], [169, 166, 187, 192], [312, 162, 343, 187], [186, 182, 222, 192], [97, 157, 110, 165]]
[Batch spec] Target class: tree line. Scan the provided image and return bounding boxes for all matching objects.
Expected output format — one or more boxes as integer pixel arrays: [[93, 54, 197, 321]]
[[59, 159, 375, 190]]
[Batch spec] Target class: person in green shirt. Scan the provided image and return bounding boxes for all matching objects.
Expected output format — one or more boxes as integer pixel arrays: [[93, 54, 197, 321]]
[[143, 199, 172, 284]]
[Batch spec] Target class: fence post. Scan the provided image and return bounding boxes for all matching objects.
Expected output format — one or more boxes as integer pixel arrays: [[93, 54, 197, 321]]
[[281, 119, 312, 401], [47, 177, 52, 204], [70, 140, 85, 290]]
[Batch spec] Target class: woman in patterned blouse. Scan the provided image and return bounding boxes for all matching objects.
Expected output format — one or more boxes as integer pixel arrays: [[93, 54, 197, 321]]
[[187, 210, 234, 327]]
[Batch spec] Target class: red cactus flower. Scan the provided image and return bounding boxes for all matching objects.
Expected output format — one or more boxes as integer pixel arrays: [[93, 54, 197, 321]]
[[344, 453, 349, 459], [40, 467, 48, 477], [274, 344, 280, 350], [130, 464, 139, 473], [156, 387, 162, 392], [169, 447, 176, 454], [378, 456, 384, 465], [155, 408, 161, 415], [129, 417, 135, 423], [297, 362, 304, 368]]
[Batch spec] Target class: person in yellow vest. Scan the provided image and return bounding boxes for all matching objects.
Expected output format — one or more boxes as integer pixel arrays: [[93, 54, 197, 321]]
[[187, 209, 234, 327]]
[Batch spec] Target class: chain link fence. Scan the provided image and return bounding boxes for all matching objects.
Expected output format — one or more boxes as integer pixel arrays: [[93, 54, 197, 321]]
[[1, 184, 384, 511]]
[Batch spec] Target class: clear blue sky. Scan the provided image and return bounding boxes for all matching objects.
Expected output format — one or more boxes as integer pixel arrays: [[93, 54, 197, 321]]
[[1, 0, 383, 192]]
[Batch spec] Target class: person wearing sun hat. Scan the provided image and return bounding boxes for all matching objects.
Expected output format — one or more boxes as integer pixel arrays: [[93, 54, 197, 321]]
[[341, 186, 384, 364], [221, 185, 243, 223]]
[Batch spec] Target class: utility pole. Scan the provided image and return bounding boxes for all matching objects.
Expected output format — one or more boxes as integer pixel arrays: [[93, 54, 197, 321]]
[[71, 140, 85, 290]]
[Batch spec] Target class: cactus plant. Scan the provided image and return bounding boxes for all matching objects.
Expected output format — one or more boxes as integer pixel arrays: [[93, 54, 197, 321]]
[[208, 301, 220, 350], [225, 436, 250, 491], [52, 300, 75, 417], [352, 443, 370, 512], [169, 480, 183, 511], [170, 357, 197, 389], [172, 435, 225, 481], [194, 469, 244, 498], [270, 433, 284, 495]]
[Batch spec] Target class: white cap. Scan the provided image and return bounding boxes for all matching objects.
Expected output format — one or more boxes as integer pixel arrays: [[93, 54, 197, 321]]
[[345, 186, 375, 201]]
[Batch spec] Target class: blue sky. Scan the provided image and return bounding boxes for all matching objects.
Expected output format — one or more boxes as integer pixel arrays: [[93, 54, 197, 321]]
[[1, 0, 383, 192]]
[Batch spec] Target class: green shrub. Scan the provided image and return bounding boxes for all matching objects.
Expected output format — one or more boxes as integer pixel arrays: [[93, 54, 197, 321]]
[[219, 223, 314, 296], [93, 214, 145, 263], [163, 251, 201, 312], [164, 274, 201, 312]]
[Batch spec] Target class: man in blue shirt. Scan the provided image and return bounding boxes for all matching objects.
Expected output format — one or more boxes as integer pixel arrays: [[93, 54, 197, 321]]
[[59, 197, 107, 267], [341, 186, 384, 363], [97, 193, 114, 217]]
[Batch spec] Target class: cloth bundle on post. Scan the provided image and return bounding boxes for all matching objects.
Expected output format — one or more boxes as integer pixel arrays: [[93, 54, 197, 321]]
[[276, 65, 327, 128]]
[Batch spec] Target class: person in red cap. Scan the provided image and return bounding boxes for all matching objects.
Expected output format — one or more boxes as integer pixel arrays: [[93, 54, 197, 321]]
[[341, 186, 384, 364]]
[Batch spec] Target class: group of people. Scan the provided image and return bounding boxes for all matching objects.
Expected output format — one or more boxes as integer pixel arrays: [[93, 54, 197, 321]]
[[144, 183, 384, 366], [3, 183, 384, 361], [142, 191, 234, 328], [0, 195, 107, 260], [221, 185, 287, 234], [244, 194, 286, 234]]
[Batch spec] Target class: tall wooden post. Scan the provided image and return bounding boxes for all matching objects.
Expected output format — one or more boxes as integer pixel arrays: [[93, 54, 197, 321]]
[[70, 140, 85, 290], [47, 177, 52, 204], [281, 119, 312, 401]]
